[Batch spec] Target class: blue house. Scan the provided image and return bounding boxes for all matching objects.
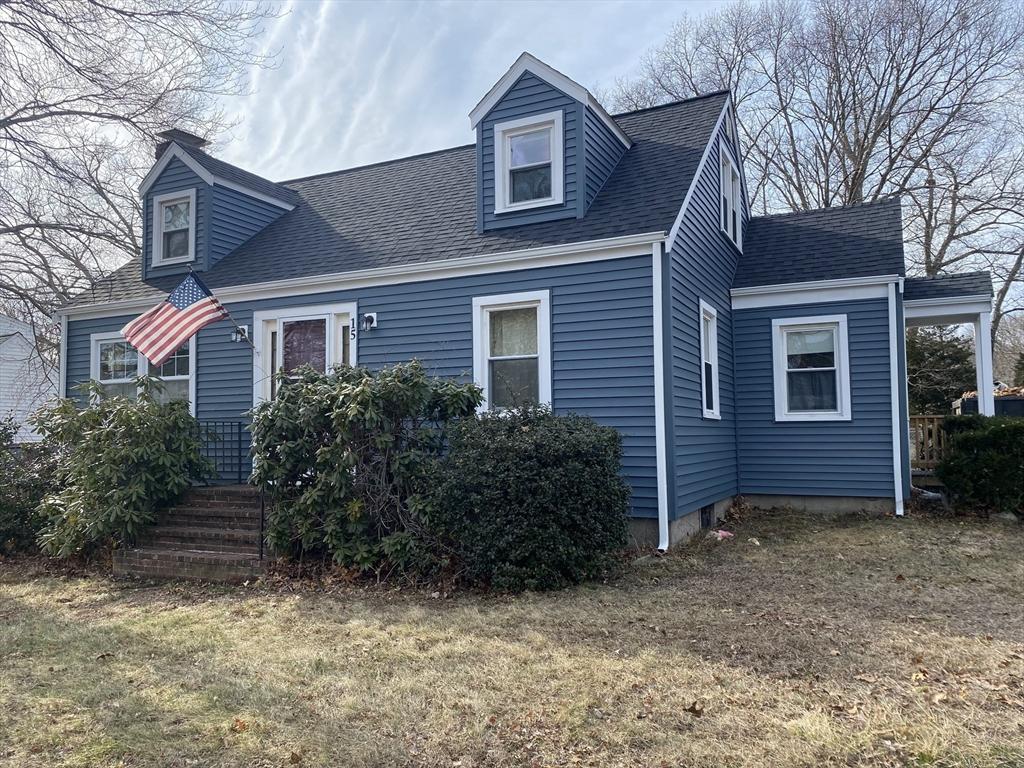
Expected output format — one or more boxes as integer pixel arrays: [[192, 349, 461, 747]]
[[57, 53, 996, 549]]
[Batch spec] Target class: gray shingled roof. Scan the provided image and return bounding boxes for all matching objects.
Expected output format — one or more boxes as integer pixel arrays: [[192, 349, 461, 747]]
[[733, 198, 905, 289], [903, 272, 993, 301], [176, 143, 301, 206], [64, 92, 729, 308]]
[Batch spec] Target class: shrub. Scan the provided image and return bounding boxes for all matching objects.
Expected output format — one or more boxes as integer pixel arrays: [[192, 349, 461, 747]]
[[423, 406, 630, 591], [249, 361, 481, 570], [0, 417, 57, 553], [31, 378, 211, 558], [937, 415, 1024, 515]]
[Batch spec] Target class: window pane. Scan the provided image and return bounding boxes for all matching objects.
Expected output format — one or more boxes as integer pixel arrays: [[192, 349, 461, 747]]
[[154, 378, 189, 405], [489, 358, 539, 408], [164, 229, 189, 260], [786, 329, 835, 369], [787, 370, 838, 411], [510, 165, 552, 203], [702, 315, 713, 363], [163, 201, 190, 231], [509, 129, 551, 167], [489, 308, 537, 357], [99, 341, 137, 381], [156, 342, 189, 378], [282, 318, 327, 373], [704, 361, 715, 411], [101, 381, 137, 400]]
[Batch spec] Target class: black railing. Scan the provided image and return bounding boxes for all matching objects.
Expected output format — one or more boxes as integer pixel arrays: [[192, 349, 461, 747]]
[[195, 419, 251, 485]]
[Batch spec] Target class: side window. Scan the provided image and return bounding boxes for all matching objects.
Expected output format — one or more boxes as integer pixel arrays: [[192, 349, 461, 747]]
[[772, 315, 852, 421], [720, 149, 742, 250], [473, 291, 552, 411], [699, 300, 720, 419]]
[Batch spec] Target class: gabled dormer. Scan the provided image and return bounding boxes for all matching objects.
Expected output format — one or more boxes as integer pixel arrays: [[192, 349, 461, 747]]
[[139, 129, 298, 280], [470, 53, 631, 232]]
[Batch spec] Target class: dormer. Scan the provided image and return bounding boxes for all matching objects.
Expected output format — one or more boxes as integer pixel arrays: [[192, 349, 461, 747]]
[[139, 129, 298, 280], [470, 53, 631, 232]]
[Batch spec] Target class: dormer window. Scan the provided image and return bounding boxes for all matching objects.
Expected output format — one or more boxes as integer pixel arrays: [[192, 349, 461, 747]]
[[493, 110, 564, 214], [152, 188, 196, 266]]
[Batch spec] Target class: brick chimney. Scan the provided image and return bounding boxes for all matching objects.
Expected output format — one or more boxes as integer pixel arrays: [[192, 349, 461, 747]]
[[155, 128, 210, 160]]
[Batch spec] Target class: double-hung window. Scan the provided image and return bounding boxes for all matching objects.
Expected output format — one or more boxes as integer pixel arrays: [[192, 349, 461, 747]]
[[493, 111, 564, 214], [720, 149, 742, 249], [473, 290, 551, 411], [772, 315, 851, 421], [699, 300, 720, 419], [152, 188, 196, 266], [90, 332, 194, 410]]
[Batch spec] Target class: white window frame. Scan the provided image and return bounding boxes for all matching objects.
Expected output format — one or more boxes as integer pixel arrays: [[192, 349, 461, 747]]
[[493, 110, 564, 215], [720, 148, 742, 251], [771, 315, 851, 422], [472, 290, 551, 412], [151, 188, 197, 266], [699, 300, 720, 420], [251, 302, 358, 404], [89, 331, 196, 414]]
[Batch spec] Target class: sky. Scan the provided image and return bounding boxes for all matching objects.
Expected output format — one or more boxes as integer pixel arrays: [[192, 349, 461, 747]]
[[217, 0, 727, 181]]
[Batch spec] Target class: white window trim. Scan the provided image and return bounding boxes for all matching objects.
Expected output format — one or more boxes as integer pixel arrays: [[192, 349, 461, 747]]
[[699, 299, 720, 420], [472, 290, 551, 412], [89, 331, 196, 415], [251, 301, 358, 404], [151, 188, 197, 267], [771, 314, 851, 422], [493, 111, 564, 215], [720, 148, 742, 251]]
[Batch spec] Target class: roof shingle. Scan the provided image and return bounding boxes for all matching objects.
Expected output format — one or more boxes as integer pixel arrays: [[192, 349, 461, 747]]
[[903, 272, 993, 300]]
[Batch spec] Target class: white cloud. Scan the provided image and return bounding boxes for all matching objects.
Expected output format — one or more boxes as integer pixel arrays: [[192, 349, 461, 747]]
[[219, 0, 726, 181]]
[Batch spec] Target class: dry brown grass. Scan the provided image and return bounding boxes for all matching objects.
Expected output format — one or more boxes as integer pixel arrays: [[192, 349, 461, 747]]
[[1, 507, 1022, 768]]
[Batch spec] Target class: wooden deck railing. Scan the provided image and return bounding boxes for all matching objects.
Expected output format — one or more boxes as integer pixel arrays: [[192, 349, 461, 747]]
[[909, 415, 947, 471]]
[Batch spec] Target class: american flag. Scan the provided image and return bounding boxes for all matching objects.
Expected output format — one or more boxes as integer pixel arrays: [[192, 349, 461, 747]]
[[121, 273, 228, 366]]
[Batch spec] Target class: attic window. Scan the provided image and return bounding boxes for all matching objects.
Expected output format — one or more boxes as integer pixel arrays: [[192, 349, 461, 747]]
[[152, 188, 196, 266], [720, 149, 742, 250], [493, 111, 564, 215]]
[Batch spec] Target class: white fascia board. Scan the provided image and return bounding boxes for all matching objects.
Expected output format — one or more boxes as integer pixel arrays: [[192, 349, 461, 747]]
[[139, 143, 295, 211], [731, 275, 901, 310], [468, 52, 630, 149], [903, 294, 991, 311], [58, 230, 667, 320], [666, 98, 731, 246]]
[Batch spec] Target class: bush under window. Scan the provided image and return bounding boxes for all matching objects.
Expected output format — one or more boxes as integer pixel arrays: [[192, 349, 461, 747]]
[[31, 378, 210, 558], [937, 415, 1024, 516]]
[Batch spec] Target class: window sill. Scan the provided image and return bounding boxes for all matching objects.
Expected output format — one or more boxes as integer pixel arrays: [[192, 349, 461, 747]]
[[152, 256, 195, 268], [494, 198, 561, 215], [774, 413, 852, 423], [702, 411, 722, 421]]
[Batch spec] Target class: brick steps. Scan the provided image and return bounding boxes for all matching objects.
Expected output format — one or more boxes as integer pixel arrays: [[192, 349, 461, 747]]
[[114, 485, 266, 583]]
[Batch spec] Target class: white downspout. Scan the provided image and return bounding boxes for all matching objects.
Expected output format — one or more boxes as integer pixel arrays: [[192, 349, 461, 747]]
[[887, 282, 905, 517], [652, 241, 670, 550]]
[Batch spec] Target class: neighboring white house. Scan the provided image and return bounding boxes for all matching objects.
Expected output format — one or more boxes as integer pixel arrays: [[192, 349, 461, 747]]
[[0, 314, 56, 442]]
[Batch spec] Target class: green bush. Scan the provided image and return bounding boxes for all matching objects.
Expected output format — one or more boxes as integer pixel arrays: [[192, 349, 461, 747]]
[[423, 406, 630, 591], [0, 417, 57, 553], [31, 378, 211, 558], [249, 361, 481, 570], [937, 415, 1024, 515]]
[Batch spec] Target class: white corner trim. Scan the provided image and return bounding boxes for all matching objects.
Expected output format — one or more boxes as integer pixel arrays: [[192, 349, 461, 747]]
[[151, 188, 197, 267], [887, 283, 905, 517], [699, 299, 721, 420], [975, 311, 996, 416], [471, 289, 551, 412], [60, 231, 666, 320], [731, 274, 902, 310], [666, 97, 732, 246], [771, 314, 852, 422], [651, 242, 670, 551], [139, 143, 295, 211], [58, 313, 68, 399], [493, 110, 565, 215], [468, 52, 630, 149]]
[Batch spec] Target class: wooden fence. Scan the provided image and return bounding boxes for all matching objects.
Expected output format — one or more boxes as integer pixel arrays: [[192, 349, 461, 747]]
[[909, 415, 947, 471]]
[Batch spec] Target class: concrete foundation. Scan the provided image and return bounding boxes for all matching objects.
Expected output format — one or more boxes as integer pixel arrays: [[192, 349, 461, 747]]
[[628, 497, 732, 549], [740, 494, 895, 514]]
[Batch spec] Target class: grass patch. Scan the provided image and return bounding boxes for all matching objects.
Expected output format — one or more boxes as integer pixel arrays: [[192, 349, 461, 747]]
[[1, 508, 1022, 767]]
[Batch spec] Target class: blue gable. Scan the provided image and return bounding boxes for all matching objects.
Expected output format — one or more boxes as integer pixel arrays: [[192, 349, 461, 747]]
[[143, 156, 210, 280]]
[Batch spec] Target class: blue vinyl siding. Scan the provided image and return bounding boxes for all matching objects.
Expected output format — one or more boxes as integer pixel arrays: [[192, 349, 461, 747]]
[[734, 298, 897, 497], [143, 158, 209, 279], [478, 72, 579, 231], [666, 126, 745, 519], [583, 106, 626, 211], [208, 186, 286, 267]]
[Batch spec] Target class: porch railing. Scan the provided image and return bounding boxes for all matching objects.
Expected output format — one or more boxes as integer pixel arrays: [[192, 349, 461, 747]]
[[909, 415, 947, 471], [195, 419, 251, 485]]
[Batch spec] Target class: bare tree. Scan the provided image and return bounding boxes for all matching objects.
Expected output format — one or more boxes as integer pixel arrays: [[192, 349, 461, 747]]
[[0, 0, 277, 362], [614, 0, 1024, 336]]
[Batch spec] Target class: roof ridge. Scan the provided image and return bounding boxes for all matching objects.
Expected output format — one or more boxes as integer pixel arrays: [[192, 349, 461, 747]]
[[610, 90, 730, 118], [749, 196, 901, 222], [279, 142, 476, 186]]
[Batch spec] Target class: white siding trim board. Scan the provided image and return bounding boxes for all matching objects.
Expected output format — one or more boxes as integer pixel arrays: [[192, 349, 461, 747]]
[[651, 242, 670, 550], [887, 283, 905, 517]]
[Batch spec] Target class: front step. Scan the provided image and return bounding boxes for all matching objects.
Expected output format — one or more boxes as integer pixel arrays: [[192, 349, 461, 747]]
[[113, 485, 267, 583]]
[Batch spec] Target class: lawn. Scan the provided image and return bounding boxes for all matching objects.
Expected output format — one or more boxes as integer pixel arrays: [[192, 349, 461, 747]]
[[1, 508, 1022, 768]]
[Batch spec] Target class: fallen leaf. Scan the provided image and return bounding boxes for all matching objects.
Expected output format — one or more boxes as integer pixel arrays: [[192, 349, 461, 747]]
[[895, 574, 905, 582], [854, 674, 878, 684], [95, 652, 114, 661], [685, 701, 704, 717], [931, 692, 948, 705], [289, 749, 303, 764], [230, 718, 249, 733], [748, 537, 761, 547]]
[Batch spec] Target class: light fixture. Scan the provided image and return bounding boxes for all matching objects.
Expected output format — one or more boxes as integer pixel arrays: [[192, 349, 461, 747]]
[[361, 313, 377, 332]]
